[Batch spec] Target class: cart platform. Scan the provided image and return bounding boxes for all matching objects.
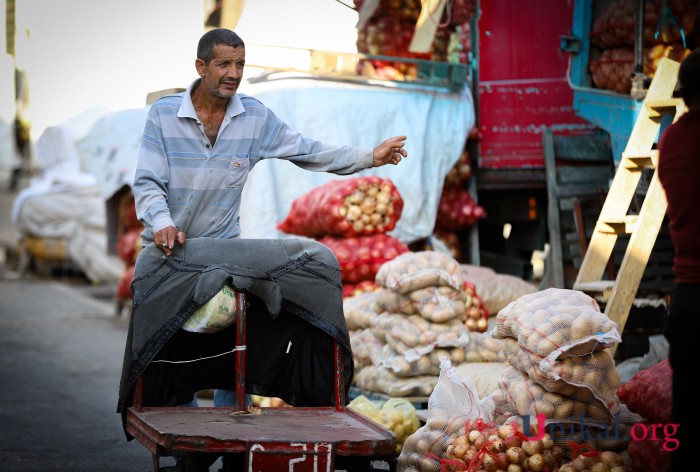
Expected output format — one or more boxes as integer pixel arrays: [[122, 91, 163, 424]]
[[125, 291, 397, 471], [126, 406, 396, 470]]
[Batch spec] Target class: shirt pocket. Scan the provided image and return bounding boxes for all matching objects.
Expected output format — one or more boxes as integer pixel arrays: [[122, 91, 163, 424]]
[[225, 156, 250, 188]]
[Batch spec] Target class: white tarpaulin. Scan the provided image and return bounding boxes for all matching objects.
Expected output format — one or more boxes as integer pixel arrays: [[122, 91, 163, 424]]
[[76, 107, 149, 201], [12, 119, 125, 284], [238, 75, 475, 243], [11, 175, 125, 283], [75, 76, 475, 244]]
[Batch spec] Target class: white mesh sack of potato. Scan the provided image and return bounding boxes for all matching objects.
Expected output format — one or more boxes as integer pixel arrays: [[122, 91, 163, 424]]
[[498, 366, 613, 424], [371, 313, 471, 352], [407, 285, 467, 323], [384, 334, 416, 355], [383, 333, 465, 362], [376, 283, 468, 323], [464, 331, 505, 363], [491, 288, 621, 365], [492, 388, 629, 454], [375, 250, 464, 294], [343, 291, 381, 330], [349, 328, 385, 370], [375, 288, 419, 315], [502, 337, 621, 413], [381, 344, 467, 377], [354, 365, 438, 397]]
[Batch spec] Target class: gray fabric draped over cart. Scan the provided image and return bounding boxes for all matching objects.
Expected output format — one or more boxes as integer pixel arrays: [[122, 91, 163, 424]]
[[117, 237, 353, 439]]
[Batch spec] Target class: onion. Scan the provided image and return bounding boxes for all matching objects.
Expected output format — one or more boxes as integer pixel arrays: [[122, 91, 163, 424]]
[[591, 462, 610, 472], [487, 434, 506, 453], [526, 453, 545, 471], [599, 451, 624, 467], [506, 446, 526, 464], [541, 434, 554, 450], [521, 439, 542, 456]]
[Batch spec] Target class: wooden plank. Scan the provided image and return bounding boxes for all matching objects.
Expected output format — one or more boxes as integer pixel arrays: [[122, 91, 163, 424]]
[[604, 173, 668, 335], [573, 280, 615, 303], [622, 150, 659, 169], [645, 98, 686, 118], [599, 215, 639, 234]]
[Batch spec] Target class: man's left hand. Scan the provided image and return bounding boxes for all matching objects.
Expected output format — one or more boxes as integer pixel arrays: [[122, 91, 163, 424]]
[[373, 135, 408, 167]]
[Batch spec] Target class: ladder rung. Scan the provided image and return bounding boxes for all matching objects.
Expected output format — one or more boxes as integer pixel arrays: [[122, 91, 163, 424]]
[[622, 150, 658, 169], [573, 280, 615, 303], [598, 215, 638, 234], [645, 98, 684, 118]]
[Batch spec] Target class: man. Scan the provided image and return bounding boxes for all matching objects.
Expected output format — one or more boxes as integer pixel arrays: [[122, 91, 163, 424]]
[[133, 28, 407, 257], [658, 48, 700, 470], [127, 28, 408, 470]]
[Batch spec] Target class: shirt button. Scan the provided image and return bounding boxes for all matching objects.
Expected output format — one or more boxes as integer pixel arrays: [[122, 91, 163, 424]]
[[206, 144, 210, 148]]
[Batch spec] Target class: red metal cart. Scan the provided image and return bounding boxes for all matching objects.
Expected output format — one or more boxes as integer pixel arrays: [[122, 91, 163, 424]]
[[125, 291, 397, 471]]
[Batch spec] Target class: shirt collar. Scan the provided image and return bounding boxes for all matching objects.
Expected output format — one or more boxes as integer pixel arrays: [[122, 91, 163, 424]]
[[178, 78, 245, 120]]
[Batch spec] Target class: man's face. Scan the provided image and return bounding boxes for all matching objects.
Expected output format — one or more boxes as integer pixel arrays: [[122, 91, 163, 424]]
[[198, 44, 245, 99]]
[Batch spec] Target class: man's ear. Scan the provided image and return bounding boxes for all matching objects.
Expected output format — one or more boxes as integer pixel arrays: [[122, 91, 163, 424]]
[[195, 58, 206, 77]]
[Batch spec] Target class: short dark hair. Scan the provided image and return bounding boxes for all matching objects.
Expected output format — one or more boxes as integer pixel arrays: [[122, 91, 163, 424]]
[[678, 49, 700, 106], [197, 29, 244, 63]]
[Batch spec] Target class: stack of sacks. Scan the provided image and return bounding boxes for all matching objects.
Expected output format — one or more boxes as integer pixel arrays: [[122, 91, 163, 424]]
[[344, 292, 385, 375], [276, 176, 409, 296], [352, 251, 472, 398], [490, 288, 633, 455]]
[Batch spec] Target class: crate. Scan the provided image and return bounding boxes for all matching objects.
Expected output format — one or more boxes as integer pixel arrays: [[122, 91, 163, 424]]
[[246, 46, 469, 90]]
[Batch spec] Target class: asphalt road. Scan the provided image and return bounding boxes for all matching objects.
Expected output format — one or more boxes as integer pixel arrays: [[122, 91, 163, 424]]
[[0, 186, 217, 472], [0, 271, 161, 471]]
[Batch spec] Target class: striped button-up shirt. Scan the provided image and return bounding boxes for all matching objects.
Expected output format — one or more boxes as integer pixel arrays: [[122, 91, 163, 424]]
[[133, 79, 373, 244]]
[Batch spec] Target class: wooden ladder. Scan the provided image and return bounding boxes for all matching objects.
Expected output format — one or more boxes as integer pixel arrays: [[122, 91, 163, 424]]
[[573, 57, 686, 343]]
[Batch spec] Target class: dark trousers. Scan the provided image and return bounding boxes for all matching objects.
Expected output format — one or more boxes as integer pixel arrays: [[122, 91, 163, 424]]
[[665, 283, 700, 471]]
